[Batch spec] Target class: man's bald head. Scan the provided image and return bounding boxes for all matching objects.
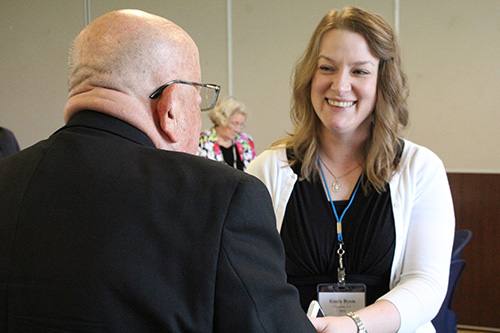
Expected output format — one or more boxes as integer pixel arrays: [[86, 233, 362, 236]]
[[67, 9, 200, 99], [63, 9, 203, 152]]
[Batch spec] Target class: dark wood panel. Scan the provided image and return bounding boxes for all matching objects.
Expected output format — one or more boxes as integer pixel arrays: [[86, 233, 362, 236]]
[[447, 173, 500, 328]]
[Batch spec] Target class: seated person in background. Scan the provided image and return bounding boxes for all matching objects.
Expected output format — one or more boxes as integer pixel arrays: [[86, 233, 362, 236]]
[[198, 96, 255, 171], [0, 9, 315, 332], [0, 127, 20, 158], [248, 6, 455, 333]]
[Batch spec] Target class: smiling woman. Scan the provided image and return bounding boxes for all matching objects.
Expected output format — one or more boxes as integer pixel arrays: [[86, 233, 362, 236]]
[[247, 6, 455, 333], [310, 29, 379, 148]]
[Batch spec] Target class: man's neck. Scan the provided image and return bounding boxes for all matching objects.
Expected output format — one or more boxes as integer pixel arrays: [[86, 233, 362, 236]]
[[63, 87, 168, 149]]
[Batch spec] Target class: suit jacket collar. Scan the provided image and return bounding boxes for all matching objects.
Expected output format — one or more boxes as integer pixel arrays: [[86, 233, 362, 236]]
[[59, 110, 156, 148]]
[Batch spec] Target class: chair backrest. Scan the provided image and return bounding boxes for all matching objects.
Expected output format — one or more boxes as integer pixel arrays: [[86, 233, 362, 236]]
[[431, 230, 472, 332], [432, 259, 466, 333], [0, 127, 20, 159], [444, 259, 466, 309], [452, 229, 472, 261]]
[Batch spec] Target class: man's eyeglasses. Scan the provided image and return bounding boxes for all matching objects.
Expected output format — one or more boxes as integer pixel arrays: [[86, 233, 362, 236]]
[[149, 80, 221, 111]]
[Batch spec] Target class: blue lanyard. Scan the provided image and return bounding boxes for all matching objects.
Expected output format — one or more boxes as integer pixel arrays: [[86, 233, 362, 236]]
[[317, 156, 361, 242], [317, 156, 361, 284]]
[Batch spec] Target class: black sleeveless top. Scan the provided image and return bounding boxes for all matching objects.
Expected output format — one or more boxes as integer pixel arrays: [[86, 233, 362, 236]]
[[281, 154, 396, 311], [220, 144, 244, 170]]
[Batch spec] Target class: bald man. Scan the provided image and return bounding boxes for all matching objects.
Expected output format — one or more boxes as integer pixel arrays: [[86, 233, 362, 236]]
[[0, 10, 315, 332]]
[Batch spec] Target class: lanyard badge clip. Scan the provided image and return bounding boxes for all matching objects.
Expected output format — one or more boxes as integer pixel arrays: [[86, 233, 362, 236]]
[[337, 242, 346, 286]]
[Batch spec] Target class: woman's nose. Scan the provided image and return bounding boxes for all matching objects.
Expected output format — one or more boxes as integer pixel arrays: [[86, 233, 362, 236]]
[[330, 73, 351, 95]]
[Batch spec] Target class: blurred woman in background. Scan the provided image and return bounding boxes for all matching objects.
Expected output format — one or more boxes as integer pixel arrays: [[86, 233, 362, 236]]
[[198, 96, 255, 171]]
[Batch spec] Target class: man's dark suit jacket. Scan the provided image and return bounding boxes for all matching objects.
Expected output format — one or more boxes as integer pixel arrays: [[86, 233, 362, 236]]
[[0, 111, 314, 332]]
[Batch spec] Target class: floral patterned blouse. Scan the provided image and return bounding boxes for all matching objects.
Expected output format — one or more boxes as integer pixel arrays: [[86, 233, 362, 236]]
[[197, 126, 256, 171]]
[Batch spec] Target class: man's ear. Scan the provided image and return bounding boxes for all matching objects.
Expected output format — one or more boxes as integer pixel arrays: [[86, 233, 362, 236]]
[[157, 89, 180, 143]]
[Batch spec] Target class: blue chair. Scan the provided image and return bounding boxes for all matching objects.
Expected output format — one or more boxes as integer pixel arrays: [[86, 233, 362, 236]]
[[432, 259, 466, 333], [0, 127, 20, 158], [452, 229, 472, 260], [432, 229, 472, 332]]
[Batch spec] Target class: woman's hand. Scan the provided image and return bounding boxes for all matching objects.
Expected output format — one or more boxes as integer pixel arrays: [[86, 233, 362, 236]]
[[308, 300, 400, 333], [309, 316, 358, 333]]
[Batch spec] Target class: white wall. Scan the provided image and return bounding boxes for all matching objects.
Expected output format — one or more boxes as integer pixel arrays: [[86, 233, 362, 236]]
[[1, 0, 499, 172], [400, 0, 500, 172]]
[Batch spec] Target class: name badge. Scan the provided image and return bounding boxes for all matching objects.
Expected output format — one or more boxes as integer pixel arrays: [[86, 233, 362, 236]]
[[317, 283, 366, 316]]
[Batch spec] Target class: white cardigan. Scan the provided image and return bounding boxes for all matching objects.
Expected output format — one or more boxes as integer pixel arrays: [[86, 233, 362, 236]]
[[247, 139, 455, 333]]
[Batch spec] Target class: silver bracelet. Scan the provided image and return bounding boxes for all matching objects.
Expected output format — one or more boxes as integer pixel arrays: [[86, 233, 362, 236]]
[[346, 312, 367, 333]]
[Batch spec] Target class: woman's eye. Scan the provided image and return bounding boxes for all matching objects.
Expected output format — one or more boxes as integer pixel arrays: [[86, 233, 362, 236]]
[[353, 69, 370, 75], [319, 65, 334, 72]]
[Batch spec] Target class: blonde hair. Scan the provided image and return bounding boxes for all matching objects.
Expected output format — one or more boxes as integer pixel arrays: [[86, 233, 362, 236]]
[[275, 6, 408, 194], [208, 96, 248, 127]]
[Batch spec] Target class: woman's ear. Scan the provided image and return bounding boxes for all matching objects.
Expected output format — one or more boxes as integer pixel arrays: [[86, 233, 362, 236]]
[[156, 88, 180, 143]]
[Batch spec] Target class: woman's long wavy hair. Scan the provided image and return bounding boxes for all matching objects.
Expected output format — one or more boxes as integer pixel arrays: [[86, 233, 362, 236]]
[[274, 7, 409, 194]]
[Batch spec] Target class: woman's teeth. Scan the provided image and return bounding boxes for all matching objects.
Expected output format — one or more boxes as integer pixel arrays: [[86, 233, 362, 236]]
[[328, 99, 354, 107]]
